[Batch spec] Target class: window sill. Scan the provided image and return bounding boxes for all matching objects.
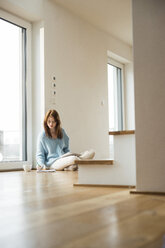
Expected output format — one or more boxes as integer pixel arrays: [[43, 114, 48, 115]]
[[109, 130, 135, 135]]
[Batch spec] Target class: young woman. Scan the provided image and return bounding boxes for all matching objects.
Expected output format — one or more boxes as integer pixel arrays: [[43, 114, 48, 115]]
[[36, 109, 95, 171]]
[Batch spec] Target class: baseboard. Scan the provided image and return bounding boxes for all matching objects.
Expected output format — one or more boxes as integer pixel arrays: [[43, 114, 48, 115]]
[[0, 168, 24, 172], [0, 168, 36, 172], [74, 183, 135, 188], [130, 189, 165, 195]]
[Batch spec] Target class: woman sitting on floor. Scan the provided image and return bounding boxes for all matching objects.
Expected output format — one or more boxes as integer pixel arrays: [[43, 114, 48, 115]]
[[36, 109, 95, 171]]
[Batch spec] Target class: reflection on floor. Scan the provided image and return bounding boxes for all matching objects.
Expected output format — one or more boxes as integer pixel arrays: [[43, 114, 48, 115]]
[[0, 170, 165, 248]]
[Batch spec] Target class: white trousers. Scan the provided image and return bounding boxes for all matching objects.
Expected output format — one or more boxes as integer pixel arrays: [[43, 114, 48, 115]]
[[51, 149, 95, 171]]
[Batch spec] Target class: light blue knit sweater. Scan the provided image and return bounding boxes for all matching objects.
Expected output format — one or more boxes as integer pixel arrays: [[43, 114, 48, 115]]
[[36, 128, 70, 166]]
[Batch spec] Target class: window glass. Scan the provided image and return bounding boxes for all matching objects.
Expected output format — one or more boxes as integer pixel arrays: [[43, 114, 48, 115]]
[[107, 60, 124, 131], [0, 18, 27, 162]]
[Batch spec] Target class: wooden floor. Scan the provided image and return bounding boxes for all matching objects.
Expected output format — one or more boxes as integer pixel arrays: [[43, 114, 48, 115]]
[[0, 171, 165, 248]]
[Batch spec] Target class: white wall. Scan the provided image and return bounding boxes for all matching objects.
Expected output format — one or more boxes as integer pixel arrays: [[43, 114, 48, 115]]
[[0, 0, 43, 22], [44, 0, 132, 158], [132, 0, 165, 192], [32, 21, 45, 167]]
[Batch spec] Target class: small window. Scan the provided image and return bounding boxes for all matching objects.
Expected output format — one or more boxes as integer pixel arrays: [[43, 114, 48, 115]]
[[107, 58, 125, 131]]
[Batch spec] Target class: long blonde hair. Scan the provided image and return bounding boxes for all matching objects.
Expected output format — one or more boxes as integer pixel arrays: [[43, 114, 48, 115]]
[[44, 110, 63, 139]]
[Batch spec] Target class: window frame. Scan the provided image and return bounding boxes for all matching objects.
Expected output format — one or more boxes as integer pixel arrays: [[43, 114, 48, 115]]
[[0, 10, 32, 170], [107, 57, 125, 131]]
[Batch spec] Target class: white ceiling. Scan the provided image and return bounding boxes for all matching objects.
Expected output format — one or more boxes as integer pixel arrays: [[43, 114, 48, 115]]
[[51, 0, 132, 46]]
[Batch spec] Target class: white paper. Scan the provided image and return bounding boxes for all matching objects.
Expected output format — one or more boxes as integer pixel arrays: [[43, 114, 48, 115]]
[[37, 169, 56, 173]]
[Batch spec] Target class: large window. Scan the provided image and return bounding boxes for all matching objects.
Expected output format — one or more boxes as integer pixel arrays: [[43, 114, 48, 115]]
[[107, 58, 125, 131], [0, 11, 31, 169]]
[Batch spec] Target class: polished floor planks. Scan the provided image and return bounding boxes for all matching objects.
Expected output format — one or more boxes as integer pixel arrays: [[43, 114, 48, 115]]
[[0, 171, 165, 247]]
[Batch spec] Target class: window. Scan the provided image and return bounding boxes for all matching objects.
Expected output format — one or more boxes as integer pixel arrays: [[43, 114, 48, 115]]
[[107, 58, 125, 131], [107, 58, 125, 158], [0, 10, 31, 169]]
